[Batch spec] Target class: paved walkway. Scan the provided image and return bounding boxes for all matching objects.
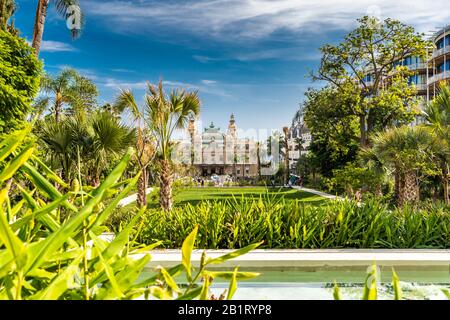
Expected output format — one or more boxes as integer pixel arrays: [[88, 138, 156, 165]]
[[292, 186, 345, 201], [117, 188, 154, 207]]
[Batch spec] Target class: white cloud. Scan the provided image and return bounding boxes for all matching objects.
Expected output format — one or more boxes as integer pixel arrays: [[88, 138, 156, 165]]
[[84, 0, 450, 42], [53, 65, 99, 80], [110, 68, 136, 73], [201, 80, 218, 85], [103, 78, 147, 90], [41, 40, 77, 52]]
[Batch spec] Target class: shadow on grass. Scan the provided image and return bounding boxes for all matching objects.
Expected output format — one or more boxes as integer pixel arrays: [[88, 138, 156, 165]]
[[146, 186, 330, 208]]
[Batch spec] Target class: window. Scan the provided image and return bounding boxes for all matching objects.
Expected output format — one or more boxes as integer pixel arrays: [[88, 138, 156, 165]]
[[245, 167, 250, 175], [237, 169, 241, 175], [363, 74, 373, 82], [437, 61, 450, 73], [436, 34, 450, 49]]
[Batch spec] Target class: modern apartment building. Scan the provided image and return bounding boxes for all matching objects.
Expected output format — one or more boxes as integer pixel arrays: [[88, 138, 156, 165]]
[[428, 26, 450, 97], [378, 25, 450, 105]]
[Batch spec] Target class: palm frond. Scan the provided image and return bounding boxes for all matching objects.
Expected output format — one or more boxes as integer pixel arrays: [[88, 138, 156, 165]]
[[114, 89, 141, 120]]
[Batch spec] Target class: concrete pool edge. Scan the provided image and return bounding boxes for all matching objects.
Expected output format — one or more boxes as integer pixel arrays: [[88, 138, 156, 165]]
[[143, 249, 450, 269]]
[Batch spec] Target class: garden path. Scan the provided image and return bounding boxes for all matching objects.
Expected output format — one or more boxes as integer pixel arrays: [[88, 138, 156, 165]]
[[117, 188, 154, 206], [292, 186, 345, 201]]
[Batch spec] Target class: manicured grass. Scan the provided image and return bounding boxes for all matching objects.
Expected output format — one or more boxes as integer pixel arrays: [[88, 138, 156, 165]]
[[171, 186, 327, 206]]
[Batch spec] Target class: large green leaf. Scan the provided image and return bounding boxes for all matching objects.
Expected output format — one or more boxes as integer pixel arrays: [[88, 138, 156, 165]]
[[0, 144, 34, 183], [199, 274, 210, 300], [333, 281, 342, 300], [0, 188, 27, 269], [23, 148, 134, 275], [0, 126, 31, 162], [206, 242, 262, 265], [31, 155, 68, 188], [89, 207, 146, 272], [133, 264, 184, 289], [31, 254, 83, 300], [10, 194, 70, 232], [362, 264, 378, 300], [204, 271, 259, 280], [92, 235, 124, 300], [21, 162, 77, 212], [89, 173, 140, 230], [392, 268, 402, 300], [226, 268, 238, 300], [182, 225, 198, 281], [176, 286, 202, 300], [159, 267, 181, 293]]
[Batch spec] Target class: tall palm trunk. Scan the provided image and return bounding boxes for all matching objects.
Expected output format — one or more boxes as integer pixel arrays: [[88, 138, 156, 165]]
[[55, 100, 62, 123], [32, 0, 49, 56], [159, 159, 172, 211], [284, 140, 289, 184], [398, 171, 419, 206], [442, 162, 449, 205], [394, 171, 400, 202], [256, 143, 261, 181], [137, 167, 148, 208]]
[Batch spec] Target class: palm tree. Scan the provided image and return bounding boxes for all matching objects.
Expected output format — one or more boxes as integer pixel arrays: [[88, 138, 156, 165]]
[[370, 126, 434, 206], [0, 0, 15, 30], [40, 68, 97, 122], [38, 118, 75, 181], [146, 81, 200, 210], [37, 111, 135, 184], [283, 126, 290, 185], [359, 147, 387, 197], [32, 0, 83, 56], [423, 83, 450, 204], [256, 141, 262, 180], [114, 89, 155, 208]]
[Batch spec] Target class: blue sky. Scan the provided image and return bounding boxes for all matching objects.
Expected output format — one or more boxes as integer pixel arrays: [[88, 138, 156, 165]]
[[13, 0, 450, 136]]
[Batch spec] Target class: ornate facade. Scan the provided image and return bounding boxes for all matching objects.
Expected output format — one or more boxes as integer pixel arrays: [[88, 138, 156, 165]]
[[183, 114, 259, 178]]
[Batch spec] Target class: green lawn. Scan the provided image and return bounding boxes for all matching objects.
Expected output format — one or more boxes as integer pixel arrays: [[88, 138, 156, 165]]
[[167, 186, 327, 206]]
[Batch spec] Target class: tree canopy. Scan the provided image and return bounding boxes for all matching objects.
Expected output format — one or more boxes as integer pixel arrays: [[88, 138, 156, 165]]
[[0, 30, 42, 134], [311, 16, 429, 147]]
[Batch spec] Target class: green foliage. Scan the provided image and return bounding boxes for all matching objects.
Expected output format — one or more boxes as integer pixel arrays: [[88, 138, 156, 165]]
[[39, 68, 98, 121], [0, 127, 259, 300], [0, 30, 41, 134], [423, 82, 450, 204], [139, 197, 449, 249], [312, 16, 428, 146], [305, 16, 429, 179], [35, 110, 135, 183], [371, 126, 435, 176], [0, 0, 15, 31], [328, 163, 385, 198]]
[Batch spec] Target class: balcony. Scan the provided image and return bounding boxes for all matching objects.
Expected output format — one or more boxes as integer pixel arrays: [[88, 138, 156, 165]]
[[406, 62, 428, 71], [428, 70, 450, 85], [432, 45, 450, 59], [412, 83, 427, 91]]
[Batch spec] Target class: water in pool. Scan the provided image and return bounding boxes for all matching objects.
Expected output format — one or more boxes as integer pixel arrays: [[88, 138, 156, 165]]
[[141, 266, 450, 300]]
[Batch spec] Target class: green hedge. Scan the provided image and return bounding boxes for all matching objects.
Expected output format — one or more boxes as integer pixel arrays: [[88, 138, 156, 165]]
[[139, 199, 449, 249], [0, 30, 41, 134]]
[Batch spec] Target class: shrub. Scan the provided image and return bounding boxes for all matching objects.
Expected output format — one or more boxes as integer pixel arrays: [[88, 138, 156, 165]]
[[0, 30, 41, 134], [139, 197, 449, 249]]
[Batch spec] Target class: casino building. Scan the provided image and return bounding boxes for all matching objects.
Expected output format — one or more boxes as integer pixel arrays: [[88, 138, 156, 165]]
[[178, 114, 259, 178]]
